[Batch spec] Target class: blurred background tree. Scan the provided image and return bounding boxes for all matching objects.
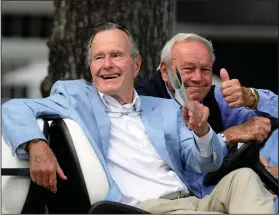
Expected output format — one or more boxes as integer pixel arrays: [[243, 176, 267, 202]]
[[40, 0, 175, 97], [2, 0, 277, 103]]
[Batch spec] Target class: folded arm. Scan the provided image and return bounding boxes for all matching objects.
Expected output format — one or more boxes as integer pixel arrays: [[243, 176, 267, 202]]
[[215, 87, 277, 154], [2, 81, 71, 156]]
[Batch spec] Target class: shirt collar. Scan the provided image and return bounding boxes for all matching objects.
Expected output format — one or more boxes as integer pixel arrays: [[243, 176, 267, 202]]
[[98, 89, 141, 112]]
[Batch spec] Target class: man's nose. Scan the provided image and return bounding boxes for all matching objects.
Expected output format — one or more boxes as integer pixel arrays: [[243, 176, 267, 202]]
[[191, 69, 202, 82], [103, 55, 113, 69]]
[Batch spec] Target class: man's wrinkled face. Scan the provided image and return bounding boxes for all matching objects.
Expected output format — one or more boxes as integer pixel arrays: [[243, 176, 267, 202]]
[[89, 29, 141, 99], [162, 40, 213, 102]]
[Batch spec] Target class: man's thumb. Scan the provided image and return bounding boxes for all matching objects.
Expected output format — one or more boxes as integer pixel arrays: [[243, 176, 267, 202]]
[[220, 68, 230, 82]]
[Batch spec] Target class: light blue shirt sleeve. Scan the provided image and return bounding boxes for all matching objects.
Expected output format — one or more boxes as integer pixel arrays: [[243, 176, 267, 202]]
[[214, 86, 278, 129], [213, 86, 278, 156], [255, 89, 278, 118]]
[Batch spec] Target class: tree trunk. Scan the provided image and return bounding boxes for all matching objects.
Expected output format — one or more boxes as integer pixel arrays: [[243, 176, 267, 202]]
[[41, 0, 175, 97]]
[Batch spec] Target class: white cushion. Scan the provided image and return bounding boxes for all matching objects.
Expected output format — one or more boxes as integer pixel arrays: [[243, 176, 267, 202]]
[[62, 119, 109, 205]]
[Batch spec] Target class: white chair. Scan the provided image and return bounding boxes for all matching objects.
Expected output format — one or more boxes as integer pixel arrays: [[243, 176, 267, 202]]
[[2, 118, 147, 214], [2, 118, 110, 214], [46, 119, 109, 213], [2, 118, 47, 214]]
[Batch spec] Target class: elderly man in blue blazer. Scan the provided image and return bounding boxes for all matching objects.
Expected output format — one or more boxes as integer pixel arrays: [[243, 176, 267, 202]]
[[2, 22, 275, 213]]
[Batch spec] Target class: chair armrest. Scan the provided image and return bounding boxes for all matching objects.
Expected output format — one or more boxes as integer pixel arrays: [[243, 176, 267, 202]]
[[1, 118, 49, 214]]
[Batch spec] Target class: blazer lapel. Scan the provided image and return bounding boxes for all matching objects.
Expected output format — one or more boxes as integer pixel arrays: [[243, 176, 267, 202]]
[[87, 85, 111, 160], [140, 97, 175, 170]]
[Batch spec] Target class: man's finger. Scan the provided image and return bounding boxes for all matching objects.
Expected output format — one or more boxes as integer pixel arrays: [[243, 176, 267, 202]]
[[56, 162, 67, 181], [195, 107, 203, 128], [259, 117, 271, 126], [188, 105, 198, 129], [182, 106, 189, 123], [48, 170, 57, 193], [35, 174, 43, 186], [198, 107, 209, 127], [260, 156, 270, 168], [49, 173, 57, 193], [42, 174, 50, 190], [226, 100, 242, 108], [30, 171, 37, 184], [220, 68, 230, 82]]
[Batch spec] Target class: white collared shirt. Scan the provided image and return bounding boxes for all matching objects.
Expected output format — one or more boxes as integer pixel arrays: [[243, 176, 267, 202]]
[[98, 90, 213, 206]]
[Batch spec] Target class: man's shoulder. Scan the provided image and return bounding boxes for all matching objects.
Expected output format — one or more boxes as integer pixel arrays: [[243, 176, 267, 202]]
[[51, 79, 95, 93], [55, 79, 93, 87]]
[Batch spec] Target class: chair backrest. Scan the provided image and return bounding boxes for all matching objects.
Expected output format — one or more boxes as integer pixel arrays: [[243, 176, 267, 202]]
[[47, 119, 109, 213]]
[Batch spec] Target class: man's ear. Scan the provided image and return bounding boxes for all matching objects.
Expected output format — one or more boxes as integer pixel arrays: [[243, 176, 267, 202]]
[[160, 62, 168, 82], [134, 55, 142, 77]]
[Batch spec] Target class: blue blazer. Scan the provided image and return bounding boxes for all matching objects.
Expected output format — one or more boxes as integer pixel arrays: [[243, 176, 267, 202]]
[[2, 80, 223, 202]]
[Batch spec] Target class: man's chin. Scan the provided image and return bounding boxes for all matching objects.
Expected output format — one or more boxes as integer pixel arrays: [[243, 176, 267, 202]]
[[189, 95, 202, 102], [188, 92, 205, 102], [97, 87, 119, 96], [187, 88, 209, 101]]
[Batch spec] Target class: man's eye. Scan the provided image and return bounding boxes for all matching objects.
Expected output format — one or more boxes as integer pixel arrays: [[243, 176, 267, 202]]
[[183, 68, 194, 71], [95, 56, 103, 60], [112, 53, 122, 58], [202, 68, 212, 72]]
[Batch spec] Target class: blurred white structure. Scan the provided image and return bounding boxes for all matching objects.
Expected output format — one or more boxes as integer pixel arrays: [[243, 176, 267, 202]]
[[2, 1, 54, 103], [2, 1, 54, 15], [2, 61, 48, 103]]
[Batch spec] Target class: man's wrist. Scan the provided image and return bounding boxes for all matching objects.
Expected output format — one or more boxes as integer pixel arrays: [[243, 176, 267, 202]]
[[243, 87, 259, 109], [25, 138, 42, 152], [243, 87, 255, 108], [220, 131, 237, 151], [249, 88, 259, 110], [222, 129, 238, 146], [194, 125, 210, 138]]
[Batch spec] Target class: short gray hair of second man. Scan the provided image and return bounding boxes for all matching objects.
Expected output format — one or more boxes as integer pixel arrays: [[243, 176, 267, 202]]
[[159, 33, 215, 69]]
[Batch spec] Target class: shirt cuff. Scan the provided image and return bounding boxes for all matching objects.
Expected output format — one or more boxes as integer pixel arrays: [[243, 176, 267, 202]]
[[193, 124, 213, 157], [15, 143, 29, 159]]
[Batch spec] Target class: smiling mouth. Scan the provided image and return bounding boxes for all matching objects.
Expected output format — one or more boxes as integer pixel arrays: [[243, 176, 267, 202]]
[[100, 74, 120, 79]]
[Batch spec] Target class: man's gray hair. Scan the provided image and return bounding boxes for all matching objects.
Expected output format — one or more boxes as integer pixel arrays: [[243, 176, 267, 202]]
[[160, 33, 215, 65], [87, 22, 139, 66]]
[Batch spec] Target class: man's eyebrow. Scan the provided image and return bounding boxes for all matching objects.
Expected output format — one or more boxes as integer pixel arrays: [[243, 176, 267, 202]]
[[109, 50, 124, 54], [200, 64, 212, 68], [92, 52, 104, 58], [181, 62, 195, 67]]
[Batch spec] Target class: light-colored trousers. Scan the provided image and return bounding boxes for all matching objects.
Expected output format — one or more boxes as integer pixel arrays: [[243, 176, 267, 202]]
[[137, 168, 276, 214]]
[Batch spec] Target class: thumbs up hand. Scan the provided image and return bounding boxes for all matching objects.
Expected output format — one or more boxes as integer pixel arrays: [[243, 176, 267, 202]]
[[220, 68, 252, 108]]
